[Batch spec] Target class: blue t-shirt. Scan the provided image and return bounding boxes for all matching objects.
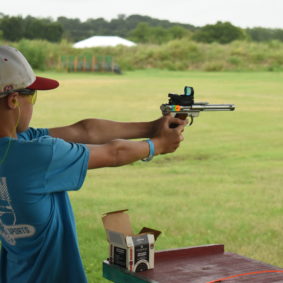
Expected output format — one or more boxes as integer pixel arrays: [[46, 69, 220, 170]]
[[0, 128, 90, 283]]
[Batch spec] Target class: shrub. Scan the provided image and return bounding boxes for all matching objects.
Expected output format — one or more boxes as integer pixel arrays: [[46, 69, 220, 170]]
[[7, 38, 283, 72], [17, 40, 47, 70]]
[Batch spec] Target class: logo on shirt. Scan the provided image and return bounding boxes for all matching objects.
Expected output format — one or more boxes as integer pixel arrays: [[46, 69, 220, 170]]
[[0, 177, 36, 246]]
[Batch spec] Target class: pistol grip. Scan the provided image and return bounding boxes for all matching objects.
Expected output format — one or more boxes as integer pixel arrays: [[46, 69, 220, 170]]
[[170, 113, 188, 128]]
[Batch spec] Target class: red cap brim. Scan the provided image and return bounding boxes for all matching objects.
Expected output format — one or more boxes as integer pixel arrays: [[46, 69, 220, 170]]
[[27, 76, 59, 90]]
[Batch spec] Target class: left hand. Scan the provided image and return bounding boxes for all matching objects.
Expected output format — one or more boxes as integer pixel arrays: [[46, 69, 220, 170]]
[[150, 116, 188, 138]]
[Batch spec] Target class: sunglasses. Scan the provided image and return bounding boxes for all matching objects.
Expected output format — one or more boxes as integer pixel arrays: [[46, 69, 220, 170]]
[[18, 89, 37, 105], [0, 88, 38, 105]]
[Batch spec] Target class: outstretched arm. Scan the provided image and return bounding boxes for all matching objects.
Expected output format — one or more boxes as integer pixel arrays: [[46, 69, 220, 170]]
[[49, 118, 163, 144], [86, 115, 187, 169]]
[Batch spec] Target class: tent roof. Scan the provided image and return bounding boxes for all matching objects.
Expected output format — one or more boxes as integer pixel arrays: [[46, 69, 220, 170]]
[[73, 36, 136, 48]]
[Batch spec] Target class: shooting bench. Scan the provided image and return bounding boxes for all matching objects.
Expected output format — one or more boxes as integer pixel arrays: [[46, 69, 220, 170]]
[[103, 244, 283, 283]]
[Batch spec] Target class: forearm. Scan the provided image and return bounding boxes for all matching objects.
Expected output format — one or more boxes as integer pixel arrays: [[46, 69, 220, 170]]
[[87, 139, 154, 168], [75, 118, 156, 144], [86, 115, 186, 169]]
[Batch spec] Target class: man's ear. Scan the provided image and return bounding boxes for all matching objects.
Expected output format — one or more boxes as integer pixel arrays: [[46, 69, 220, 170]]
[[7, 93, 20, 109]]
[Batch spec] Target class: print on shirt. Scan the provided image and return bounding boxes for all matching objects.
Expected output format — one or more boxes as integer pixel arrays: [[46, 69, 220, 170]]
[[0, 177, 35, 245]]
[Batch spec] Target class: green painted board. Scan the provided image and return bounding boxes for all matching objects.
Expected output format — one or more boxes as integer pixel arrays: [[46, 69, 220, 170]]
[[103, 261, 158, 283]]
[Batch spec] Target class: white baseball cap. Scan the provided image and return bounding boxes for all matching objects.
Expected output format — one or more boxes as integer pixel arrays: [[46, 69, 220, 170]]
[[0, 46, 59, 97]]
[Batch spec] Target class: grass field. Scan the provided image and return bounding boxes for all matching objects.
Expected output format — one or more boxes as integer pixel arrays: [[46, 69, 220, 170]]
[[32, 70, 283, 282]]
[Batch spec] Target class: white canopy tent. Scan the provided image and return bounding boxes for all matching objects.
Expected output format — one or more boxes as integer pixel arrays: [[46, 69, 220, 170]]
[[73, 36, 136, 48]]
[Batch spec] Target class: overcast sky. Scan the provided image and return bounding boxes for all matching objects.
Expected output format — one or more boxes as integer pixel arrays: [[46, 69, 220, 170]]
[[1, 0, 283, 29]]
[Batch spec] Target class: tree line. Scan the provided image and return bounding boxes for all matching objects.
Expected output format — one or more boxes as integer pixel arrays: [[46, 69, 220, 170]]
[[1, 13, 283, 45]]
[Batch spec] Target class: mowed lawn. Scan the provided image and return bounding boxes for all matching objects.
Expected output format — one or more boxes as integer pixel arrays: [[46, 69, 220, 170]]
[[32, 70, 283, 282]]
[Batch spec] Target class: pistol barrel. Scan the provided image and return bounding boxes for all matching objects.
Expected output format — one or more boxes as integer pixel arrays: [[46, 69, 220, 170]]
[[192, 103, 235, 111], [161, 103, 235, 114]]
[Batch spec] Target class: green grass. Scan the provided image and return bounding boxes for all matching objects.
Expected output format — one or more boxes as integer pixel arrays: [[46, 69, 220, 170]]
[[32, 70, 283, 282]]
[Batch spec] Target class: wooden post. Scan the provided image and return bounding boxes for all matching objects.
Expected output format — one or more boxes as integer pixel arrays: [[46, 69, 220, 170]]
[[74, 56, 78, 72], [83, 56, 86, 72], [92, 56, 96, 72]]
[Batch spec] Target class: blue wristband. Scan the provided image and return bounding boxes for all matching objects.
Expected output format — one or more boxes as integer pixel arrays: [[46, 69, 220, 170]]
[[142, 139, 155, 162]]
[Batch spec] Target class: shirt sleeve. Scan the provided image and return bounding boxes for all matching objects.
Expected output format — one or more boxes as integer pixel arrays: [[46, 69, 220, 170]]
[[44, 138, 90, 193], [18, 127, 49, 140]]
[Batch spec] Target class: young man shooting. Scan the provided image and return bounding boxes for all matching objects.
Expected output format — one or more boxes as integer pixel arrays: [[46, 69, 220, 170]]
[[0, 46, 186, 283]]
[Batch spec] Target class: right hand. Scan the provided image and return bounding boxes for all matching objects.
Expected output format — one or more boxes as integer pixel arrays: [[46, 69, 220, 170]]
[[151, 115, 187, 155]]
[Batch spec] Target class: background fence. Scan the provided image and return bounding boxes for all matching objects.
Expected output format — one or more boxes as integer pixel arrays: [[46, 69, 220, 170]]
[[59, 55, 121, 73]]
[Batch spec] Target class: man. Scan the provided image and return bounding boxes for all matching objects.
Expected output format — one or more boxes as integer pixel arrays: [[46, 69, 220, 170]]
[[0, 46, 186, 283]]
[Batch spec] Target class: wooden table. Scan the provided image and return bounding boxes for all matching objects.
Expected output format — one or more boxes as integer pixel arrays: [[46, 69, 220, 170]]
[[103, 244, 283, 282]]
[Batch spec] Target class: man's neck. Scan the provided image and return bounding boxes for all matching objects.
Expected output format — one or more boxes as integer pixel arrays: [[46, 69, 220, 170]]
[[0, 115, 18, 138]]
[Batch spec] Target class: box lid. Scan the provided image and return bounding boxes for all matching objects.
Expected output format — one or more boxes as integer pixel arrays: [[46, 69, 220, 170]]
[[139, 227, 162, 240], [102, 209, 133, 236]]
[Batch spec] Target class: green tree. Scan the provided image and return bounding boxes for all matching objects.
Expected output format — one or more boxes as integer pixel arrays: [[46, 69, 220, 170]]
[[82, 18, 110, 38], [24, 17, 46, 40], [108, 16, 129, 37], [1, 16, 25, 41], [193, 21, 245, 44], [169, 25, 190, 40], [57, 17, 84, 41], [274, 29, 283, 41], [246, 27, 283, 42], [130, 22, 151, 43], [0, 13, 198, 43], [45, 22, 63, 42], [130, 23, 189, 44], [149, 26, 171, 44]]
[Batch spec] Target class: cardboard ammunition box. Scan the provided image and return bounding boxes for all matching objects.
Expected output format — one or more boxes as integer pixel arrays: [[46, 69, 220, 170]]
[[102, 209, 161, 272]]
